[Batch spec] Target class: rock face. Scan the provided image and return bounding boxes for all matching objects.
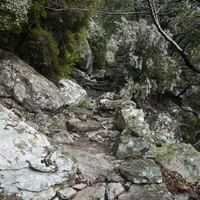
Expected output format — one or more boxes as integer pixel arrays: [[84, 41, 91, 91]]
[[0, 104, 77, 199], [77, 40, 94, 75], [0, 50, 68, 112]]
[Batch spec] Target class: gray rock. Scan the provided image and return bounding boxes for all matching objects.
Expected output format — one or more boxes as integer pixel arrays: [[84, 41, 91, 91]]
[[117, 107, 151, 139], [156, 143, 200, 182], [108, 130, 120, 138], [119, 159, 162, 184], [17, 188, 56, 200], [59, 79, 87, 107], [73, 184, 106, 200], [106, 183, 124, 200], [150, 112, 178, 144], [0, 104, 77, 198], [73, 183, 87, 190], [72, 107, 94, 118], [53, 197, 60, 200], [98, 92, 116, 100], [52, 131, 74, 144], [71, 67, 91, 83], [0, 50, 68, 112], [60, 145, 114, 180], [91, 69, 106, 80], [182, 85, 200, 115], [113, 131, 150, 159], [98, 98, 136, 110], [174, 193, 190, 200], [77, 40, 94, 75], [57, 187, 77, 199], [88, 131, 105, 143], [106, 172, 124, 182], [66, 120, 102, 133], [118, 184, 174, 200]]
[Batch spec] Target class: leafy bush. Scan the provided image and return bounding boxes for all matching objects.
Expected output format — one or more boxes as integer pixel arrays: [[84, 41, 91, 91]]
[[87, 19, 107, 70], [114, 17, 181, 100], [0, 0, 32, 31]]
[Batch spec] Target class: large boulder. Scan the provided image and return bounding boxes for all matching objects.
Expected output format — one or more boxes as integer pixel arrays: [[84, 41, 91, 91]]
[[77, 40, 94, 75], [113, 130, 150, 159], [0, 50, 69, 112], [0, 104, 77, 199], [0, 50, 87, 112], [119, 159, 162, 184], [118, 184, 174, 200], [156, 143, 200, 182], [117, 107, 151, 139], [59, 79, 87, 107]]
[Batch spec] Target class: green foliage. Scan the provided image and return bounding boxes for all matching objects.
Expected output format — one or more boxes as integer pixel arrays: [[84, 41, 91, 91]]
[[18, 27, 59, 68], [87, 19, 107, 70], [185, 118, 200, 151], [114, 17, 181, 100], [0, 0, 96, 82], [0, 0, 32, 31], [80, 100, 89, 109], [153, 0, 200, 72]]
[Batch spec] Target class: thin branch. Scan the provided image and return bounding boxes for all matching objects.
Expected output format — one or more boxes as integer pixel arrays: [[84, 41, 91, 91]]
[[147, 0, 200, 73], [36, 2, 150, 16]]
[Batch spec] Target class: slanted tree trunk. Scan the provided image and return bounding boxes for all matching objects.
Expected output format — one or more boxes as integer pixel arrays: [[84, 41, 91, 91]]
[[147, 0, 200, 73]]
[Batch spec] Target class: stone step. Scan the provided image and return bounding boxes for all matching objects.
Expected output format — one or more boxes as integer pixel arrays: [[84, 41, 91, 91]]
[[66, 120, 102, 133]]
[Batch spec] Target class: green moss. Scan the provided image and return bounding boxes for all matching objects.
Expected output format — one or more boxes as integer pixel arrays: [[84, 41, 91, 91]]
[[80, 100, 89, 109]]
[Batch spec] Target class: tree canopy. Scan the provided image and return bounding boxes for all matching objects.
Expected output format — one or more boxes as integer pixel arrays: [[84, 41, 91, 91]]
[[0, 0, 199, 88]]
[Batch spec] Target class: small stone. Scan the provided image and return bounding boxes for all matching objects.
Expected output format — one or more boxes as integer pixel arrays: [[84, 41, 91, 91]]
[[108, 130, 120, 138], [72, 133, 81, 138], [78, 113, 87, 121], [73, 183, 106, 200], [57, 187, 77, 199], [107, 172, 124, 182], [124, 182, 132, 191], [52, 131, 74, 144], [97, 130, 108, 138], [106, 183, 125, 200], [73, 183, 87, 190]]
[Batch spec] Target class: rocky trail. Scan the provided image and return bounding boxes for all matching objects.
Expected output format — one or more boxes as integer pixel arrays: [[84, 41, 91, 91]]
[[15, 84, 200, 199], [1, 79, 200, 200], [0, 50, 200, 200]]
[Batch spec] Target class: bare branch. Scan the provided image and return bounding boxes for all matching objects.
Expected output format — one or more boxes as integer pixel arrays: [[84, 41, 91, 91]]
[[36, 2, 150, 16], [147, 0, 200, 73]]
